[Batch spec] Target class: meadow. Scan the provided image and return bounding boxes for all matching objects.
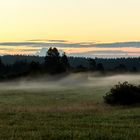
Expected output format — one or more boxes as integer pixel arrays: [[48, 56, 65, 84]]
[[0, 74, 139, 140]]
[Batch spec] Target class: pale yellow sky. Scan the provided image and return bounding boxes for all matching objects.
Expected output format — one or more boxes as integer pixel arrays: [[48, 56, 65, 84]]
[[0, 0, 140, 57], [0, 0, 140, 42]]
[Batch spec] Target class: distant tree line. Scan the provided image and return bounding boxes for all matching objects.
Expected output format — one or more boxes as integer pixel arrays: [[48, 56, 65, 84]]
[[0, 47, 139, 80]]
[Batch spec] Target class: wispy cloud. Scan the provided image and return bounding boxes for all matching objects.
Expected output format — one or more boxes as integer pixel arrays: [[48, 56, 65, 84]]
[[0, 41, 140, 48], [27, 39, 67, 43], [96, 42, 140, 48], [0, 40, 140, 57]]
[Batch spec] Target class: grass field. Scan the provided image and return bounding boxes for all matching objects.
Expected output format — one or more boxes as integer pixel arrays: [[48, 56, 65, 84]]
[[0, 74, 139, 140]]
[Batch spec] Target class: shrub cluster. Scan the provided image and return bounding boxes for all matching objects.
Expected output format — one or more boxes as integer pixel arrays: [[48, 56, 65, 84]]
[[104, 82, 140, 105]]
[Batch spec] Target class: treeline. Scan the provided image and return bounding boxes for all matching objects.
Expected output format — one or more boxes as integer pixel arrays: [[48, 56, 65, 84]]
[[0, 47, 69, 80], [0, 47, 140, 80]]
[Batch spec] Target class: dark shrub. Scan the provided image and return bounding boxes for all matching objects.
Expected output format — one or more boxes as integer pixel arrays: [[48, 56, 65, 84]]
[[104, 82, 140, 105]]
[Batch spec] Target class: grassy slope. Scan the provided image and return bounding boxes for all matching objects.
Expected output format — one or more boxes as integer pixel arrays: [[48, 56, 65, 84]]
[[0, 86, 139, 140]]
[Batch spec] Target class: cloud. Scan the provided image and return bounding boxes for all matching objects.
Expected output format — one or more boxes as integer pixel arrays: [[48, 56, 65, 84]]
[[0, 41, 140, 49], [0, 41, 91, 48], [47, 40, 68, 43], [35, 48, 135, 58], [83, 50, 128, 54], [27, 39, 67, 43], [0, 40, 140, 57], [96, 42, 140, 48], [0, 42, 46, 47], [67, 50, 128, 58]]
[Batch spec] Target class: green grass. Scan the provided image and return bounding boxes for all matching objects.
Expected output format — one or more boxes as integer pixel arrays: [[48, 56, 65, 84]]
[[0, 85, 139, 140]]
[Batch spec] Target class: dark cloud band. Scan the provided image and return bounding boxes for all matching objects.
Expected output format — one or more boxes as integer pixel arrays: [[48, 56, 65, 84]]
[[0, 41, 140, 48]]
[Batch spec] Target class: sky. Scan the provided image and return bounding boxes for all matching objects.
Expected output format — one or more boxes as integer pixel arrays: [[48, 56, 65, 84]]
[[0, 0, 140, 57]]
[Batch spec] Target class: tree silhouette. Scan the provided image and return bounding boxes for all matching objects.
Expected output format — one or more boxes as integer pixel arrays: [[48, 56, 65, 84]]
[[61, 52, 70, 71], [132, 66, 137, 72], [0, 50, 139, 80], [88, 58, 96, 71], [29, 61, 40, 73], [0, 57, 5, 76], [104, 82, 140, 105], [44, 47, 67, 74], [114, 64, 127, 72], [96, 63, 104, 72]]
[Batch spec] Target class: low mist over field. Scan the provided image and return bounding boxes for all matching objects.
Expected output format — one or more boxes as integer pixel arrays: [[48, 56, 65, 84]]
[[0, 73, 139, 91]]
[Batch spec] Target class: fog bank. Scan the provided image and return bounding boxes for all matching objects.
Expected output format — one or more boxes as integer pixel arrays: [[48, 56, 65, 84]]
[[0, 73, 139, 90]]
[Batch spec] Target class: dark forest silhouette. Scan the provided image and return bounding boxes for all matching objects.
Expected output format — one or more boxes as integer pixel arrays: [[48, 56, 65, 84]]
[[0, 47, 139, 80]]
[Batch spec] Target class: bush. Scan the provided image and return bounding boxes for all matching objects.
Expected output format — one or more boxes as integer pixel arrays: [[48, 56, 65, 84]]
[[104, 82, 140, 105]]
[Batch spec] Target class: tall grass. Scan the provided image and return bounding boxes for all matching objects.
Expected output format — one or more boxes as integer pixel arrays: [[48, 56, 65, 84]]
[[0, 85, 139, 140]]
